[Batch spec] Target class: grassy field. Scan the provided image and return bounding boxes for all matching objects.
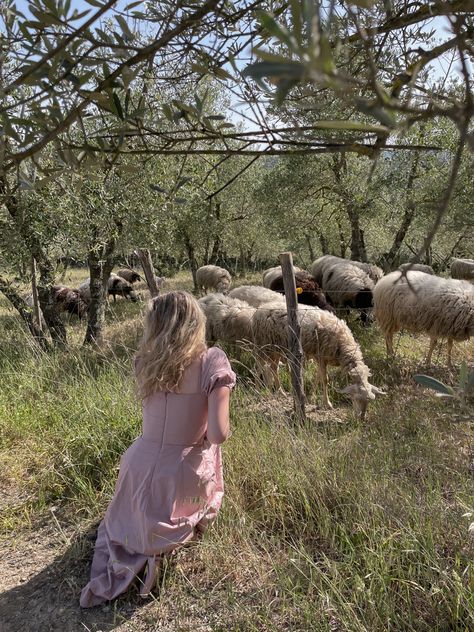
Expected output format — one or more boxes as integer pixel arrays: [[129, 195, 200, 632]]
[[0, 271, 473, 631]]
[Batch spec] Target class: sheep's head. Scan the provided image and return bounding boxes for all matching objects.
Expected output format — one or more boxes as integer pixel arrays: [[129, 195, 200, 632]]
[[337, 382, 386, 420]]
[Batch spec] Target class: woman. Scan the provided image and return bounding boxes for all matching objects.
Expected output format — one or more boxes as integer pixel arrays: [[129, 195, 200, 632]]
[[80, 291, 236, 607]]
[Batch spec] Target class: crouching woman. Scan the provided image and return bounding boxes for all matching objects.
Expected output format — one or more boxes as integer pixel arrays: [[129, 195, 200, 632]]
[[80, 291, 236, 607]]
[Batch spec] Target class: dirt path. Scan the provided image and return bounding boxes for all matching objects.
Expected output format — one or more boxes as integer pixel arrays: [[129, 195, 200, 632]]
[[0, 518, 181, 632]]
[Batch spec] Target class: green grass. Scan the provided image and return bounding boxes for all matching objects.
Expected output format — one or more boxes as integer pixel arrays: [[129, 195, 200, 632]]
[[0, 272, 473, 631]]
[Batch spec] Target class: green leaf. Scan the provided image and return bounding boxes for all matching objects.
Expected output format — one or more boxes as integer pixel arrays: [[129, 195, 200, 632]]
[[256, 11, 296, 51], [243, 61, 305, 80], [115, 14, 134, 41], [191, 63, 209, 75], [347, 0, 376, 7], [214, 67, 233, 81], [414, 375, 454, 396], [162, 104, 173, 121]]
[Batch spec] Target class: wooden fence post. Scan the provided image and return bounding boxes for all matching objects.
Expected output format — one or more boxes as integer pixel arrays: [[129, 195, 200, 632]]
[[136, 249, 160, 298], [279, 252, 306, 421]]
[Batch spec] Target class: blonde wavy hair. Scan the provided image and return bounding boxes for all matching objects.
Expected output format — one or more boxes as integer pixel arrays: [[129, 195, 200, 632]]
[[135, 291, 207, 398]]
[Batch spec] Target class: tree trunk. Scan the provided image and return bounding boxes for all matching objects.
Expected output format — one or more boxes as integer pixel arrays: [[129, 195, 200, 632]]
[[347, 206, 367, 262], [336, 220, 347, 258], [317, 232, 329, 256], [83, 240, 115, 346], [0, 275, 50, 350], [136, 248, 160, 298], [382, 152, 420, 267]]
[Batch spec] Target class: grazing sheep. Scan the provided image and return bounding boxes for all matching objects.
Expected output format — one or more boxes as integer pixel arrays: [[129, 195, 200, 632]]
[[451, 258, 474, 281], [196, 265, 231, 294], [116, 268, 142, 284], [268, 270, 335, 312], [251, 302, 385, 418], [373, 270, 474, 366], [228, 285, 285, 308], [352, 262, 384, 284], [398, 262, 434, 275], [79, 273, 139, 303], [310, 255, 375, 321], [262, 265, 302, 288], [52, 285, 88, 319], [198, 293, 255, 344], [25, 285, 87, 325]]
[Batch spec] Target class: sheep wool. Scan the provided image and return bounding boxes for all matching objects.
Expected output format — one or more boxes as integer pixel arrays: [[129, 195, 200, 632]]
[[311, 255, 374, 312], [373, 270, 474, 365], [262, 265, 302, 288], [196, 265, 231, 294], [451, 258, 474, 281], [398, 262, 434, 275], [228, 285, 285, 308], [198, 293, 255, 344]]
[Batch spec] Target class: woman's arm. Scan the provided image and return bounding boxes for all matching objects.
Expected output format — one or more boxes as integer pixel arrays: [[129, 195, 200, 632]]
[[206, 386, 231, 445]]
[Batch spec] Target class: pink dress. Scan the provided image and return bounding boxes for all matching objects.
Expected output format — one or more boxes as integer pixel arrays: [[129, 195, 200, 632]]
[[80, 347, 236, 607]]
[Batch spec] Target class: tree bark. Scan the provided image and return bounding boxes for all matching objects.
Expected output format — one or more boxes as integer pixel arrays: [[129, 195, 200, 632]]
[[31, 256, 42, 332], [83, 239, 116, 346], [280, 252, 306, 422], [306, 234, 316, 261], [0, 275, 50, 350], [347, 205, 367, 262], [136, 248, 160, 297]]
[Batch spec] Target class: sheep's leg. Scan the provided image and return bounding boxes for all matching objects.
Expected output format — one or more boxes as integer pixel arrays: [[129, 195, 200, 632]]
[[447, 338, 454, 368], [425, 337, 437, 365], [317, 361, 333, 409]]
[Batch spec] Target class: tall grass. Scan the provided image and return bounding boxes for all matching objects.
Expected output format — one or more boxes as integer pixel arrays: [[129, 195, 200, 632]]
[[0, 283, 473, 630]]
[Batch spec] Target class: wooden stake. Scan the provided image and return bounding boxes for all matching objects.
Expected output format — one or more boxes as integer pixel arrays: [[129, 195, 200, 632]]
[[279, 252, 306, 421], [136, 249, 160, 298], [31, 256, 42, 331]]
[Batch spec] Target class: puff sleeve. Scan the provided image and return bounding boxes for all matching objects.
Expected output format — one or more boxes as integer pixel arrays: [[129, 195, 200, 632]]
[[202, 347, 236, 396]]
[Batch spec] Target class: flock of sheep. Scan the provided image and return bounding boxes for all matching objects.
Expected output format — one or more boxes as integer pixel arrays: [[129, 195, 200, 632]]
[[196, 257, 474, 418], [23, 256, 473, 418]]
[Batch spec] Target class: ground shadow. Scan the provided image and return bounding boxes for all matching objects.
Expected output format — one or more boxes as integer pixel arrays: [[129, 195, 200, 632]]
[[0, 522, 155, 632]]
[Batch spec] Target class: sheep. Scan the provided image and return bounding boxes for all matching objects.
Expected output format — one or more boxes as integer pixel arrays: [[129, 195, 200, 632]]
[[79, 273, 139, 303], [52, 285, 88, 319], [262, 265, 302, 288], [451, 258, 474, 281], [228, 285, 286, 308], [398, 262, 434, 275], [196, 265, 231, 294], [351, 261, 384, 284], [251, 302, 385, 418], [267, 270, 335, 312], [373, 270, 474, 366], [310, 255, 375, 322], [116, 268, 142, 284], [198, 293, 255, 345], [25, 285, 87, 326]]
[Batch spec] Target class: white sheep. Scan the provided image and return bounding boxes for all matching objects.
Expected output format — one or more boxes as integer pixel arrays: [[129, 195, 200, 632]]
[[196, 265, 231, 294], [352, 261, 384, 284], [451, 258, 474, 281], [373, 270, 474, 366], [310, 255, 374, 320], [198, 293, 255, 345], [262, 265, 302, 288], [398, 262, 434, 275], [228, 285, 286, 308], [251, 302, 385, 418]]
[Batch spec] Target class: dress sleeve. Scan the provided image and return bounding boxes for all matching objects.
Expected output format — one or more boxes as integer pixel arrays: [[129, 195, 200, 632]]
[[202, 347, 236, 396]]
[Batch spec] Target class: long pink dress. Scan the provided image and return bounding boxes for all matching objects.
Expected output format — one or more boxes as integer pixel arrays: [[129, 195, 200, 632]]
[[80, 347, 236, 607]]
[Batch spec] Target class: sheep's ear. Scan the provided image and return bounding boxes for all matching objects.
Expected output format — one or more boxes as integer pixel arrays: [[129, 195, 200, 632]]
[[370, 384, 387, 396]]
